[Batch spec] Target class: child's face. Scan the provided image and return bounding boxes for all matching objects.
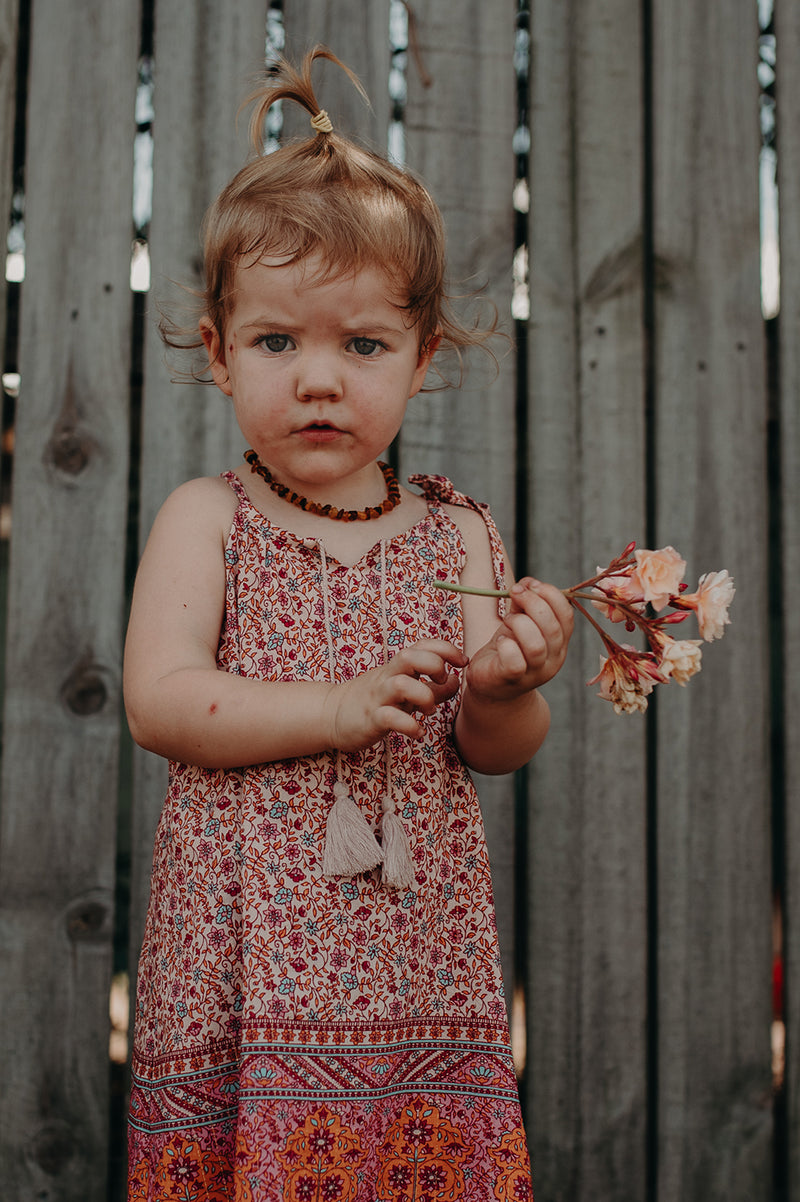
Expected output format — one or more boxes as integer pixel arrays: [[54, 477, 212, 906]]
[[201, 254, 434, 499]]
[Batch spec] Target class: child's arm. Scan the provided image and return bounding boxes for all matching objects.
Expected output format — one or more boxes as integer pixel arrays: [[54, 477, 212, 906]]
[[124, 479, 466, 769], [447, 506, 574, 775]]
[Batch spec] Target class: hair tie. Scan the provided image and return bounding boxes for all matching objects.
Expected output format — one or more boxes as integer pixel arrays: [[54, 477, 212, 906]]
[[310, 109, 333, 134]]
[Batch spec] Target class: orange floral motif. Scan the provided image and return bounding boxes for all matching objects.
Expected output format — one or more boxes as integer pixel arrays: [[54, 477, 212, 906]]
[[488, 1127, 533, 1200], [129, 1134, 232, 1201], [127, 1154, 151, 1202], [277, 1105, 365, 1202], [376, 1099, 471, 1201]]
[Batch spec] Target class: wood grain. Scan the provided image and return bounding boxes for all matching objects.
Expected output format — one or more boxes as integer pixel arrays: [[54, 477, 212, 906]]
[[0, 0, 139, 1195], [525, 0, 649, 1196], [652, 1, 773, 1196]]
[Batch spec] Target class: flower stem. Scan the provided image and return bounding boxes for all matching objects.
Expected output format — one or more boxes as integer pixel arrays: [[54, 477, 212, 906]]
[[432, 580, 511, 599]]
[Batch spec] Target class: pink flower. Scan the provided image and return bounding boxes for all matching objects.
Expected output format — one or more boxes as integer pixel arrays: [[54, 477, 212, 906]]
[[681, 570, 735, 641], [588, 647, 667, 714], [591, 571, 645, 624], [656, 637, 703, 684], [633, 546, 687, 611]]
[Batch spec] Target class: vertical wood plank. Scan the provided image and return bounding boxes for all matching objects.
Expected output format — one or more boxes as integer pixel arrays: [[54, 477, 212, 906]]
[[525, 1, 648, 1197], [399, 0, 520, 1001], [0, 0, 20, 361], [772, 1, 800, 1199], [129, 0, 268, 993], [651, 3, 773, 1198], [0, 1, 140, 1197], [281, 0, 390, 146]]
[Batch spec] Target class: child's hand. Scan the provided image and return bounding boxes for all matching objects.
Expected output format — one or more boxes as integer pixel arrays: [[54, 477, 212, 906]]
[[327, 639, 467, 751], [464, 578, 574, 702]]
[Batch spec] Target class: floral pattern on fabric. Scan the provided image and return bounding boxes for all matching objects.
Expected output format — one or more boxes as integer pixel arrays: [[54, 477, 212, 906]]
[[376, 1098, 471, 1200], [128, 474, 531, 1199], [489, 1127, 534, 1200]]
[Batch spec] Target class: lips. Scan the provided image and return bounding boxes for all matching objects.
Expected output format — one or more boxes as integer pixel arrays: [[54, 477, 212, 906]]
[[297, 421, 345, 442]]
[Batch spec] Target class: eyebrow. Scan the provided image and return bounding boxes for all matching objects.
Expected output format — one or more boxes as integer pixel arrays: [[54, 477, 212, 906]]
[[239, 315, 407, 336]]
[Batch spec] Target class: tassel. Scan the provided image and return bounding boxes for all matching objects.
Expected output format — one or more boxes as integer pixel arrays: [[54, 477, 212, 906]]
[[380, 806, 415, 891], [323, 781, 384, 878]]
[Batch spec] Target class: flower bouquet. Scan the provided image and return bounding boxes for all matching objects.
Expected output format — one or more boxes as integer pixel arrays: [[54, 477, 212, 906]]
[[434, 543, 735, 714]]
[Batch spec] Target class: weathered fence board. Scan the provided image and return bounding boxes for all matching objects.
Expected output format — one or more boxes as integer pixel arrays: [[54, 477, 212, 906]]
[[0, 0, 19, 365], [129, 0, 268, 976], [651, 2, 773, 1198], [399, 0, 520, 997], [526, 1, 649, 1196], [0, 1, 140, 1197], [775, 3, 800, 1200]]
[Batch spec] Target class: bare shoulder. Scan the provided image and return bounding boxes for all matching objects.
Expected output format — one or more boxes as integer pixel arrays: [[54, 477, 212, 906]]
[[146, 475, 239, 548], [155, 474, 238, 524]]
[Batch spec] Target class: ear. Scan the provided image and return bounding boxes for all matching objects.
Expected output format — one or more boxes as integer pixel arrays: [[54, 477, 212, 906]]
[[409, 332, 441, 397], [199, 317, 233, 396]]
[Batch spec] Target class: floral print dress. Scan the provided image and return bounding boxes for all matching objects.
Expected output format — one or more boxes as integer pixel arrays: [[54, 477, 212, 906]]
[[128, 472, 533, 1201]]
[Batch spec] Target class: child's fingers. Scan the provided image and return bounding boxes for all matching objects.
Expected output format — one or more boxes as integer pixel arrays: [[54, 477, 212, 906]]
[[511, 579, 574, 635], [392, 639, 468, 681], [384, 663, 461, 714]]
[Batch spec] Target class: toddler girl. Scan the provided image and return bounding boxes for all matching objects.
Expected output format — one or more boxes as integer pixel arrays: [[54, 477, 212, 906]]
[[124, 47, 572, 1201]]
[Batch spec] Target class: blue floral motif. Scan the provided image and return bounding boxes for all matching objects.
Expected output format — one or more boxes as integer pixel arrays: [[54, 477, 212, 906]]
[[274, 886, 293, 905], [278, 978, 295, 995], [340, 972, 358, 990], [215, 904, 233, 924], [437, 968, 455, 987], [270, 801, 289, 818]]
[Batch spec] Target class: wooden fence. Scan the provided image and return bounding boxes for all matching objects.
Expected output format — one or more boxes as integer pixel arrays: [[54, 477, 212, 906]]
[[0, 0, 795, 1199]]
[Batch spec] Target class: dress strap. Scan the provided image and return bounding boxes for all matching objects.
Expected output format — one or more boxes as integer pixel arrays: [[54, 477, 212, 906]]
[[222, 470, 249, 503], [408, 473, 508, 613]]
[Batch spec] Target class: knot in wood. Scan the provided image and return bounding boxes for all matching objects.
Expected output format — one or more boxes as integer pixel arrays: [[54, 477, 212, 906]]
[[65, 894, 111, 941], [61, 663, 109, 716], [27, 1120, 76, 1175], [48, 426, 91, 476]]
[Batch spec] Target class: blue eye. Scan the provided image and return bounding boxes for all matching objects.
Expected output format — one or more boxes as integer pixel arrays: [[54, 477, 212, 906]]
[[259, 333, 292, 353], [349, 337, 384, 356]]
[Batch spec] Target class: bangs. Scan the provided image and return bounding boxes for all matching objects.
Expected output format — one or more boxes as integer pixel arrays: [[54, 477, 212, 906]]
[[203, 141, 445, 349]]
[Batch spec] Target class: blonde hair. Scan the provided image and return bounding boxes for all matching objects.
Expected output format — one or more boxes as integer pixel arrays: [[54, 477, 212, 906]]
[[165, 47, 496, 384]]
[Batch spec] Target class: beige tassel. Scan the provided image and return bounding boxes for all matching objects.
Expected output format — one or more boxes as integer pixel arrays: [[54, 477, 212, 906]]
[[380, 805, 415, 891], [323, 782, 384, 878]]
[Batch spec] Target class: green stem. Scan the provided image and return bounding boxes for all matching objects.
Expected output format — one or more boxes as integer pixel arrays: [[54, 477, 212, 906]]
[[432, 580, 511, 599]]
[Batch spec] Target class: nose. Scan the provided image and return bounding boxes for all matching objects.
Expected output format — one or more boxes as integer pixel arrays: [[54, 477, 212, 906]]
[[295, 348, 344, 402]]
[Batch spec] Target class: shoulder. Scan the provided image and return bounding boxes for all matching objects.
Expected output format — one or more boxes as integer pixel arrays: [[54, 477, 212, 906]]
[[151, 475, 239, 532], [409, 473, 510, 600], [441, 500, 493, 559], [142, 475, 240, 565]]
